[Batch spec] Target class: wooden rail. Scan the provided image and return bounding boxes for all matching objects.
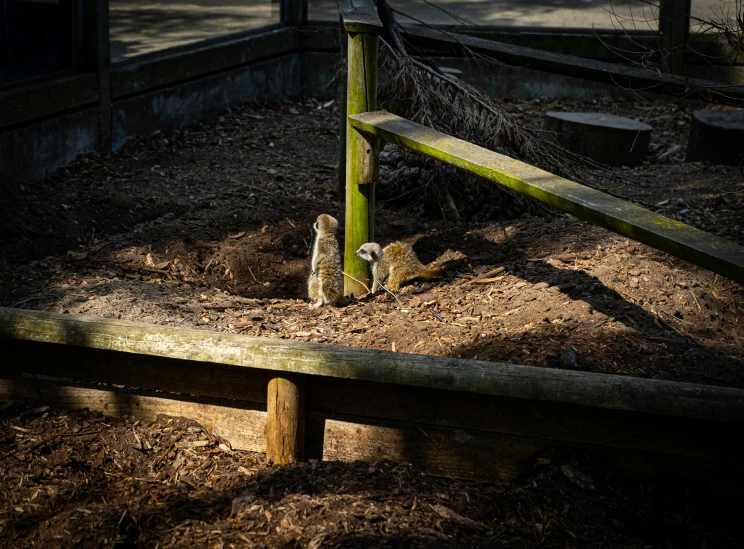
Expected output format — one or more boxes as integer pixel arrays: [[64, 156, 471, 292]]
[[4, 308, 742, 421], [1, 308, 743, 487], [403, 26, 744, 105], [348, 111, 744, 284]]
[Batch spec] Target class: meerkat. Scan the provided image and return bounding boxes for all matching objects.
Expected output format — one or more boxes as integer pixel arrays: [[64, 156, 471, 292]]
[[355, 241, 442, 293], [308, 214, 344, 308]]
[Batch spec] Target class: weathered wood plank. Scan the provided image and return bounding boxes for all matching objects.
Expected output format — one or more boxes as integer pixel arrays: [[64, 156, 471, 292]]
[[313, 414, 736, 483], [110, 26, 296, 99], [307, 378, 739, 463], [314, 415, 534, 481], [337, 0, 382, 34], [344, 31, 378, 295], [266, 375, 305, 464], [300, 23, 660, 59], [1, 339, 267, 404], [403, 26, 744, 104], [2, 308, 743, 423], [424, 26, 660, 61], [0, 73, 98, 128], [0, 377, 266, 452], [348, 111, 744, 284]]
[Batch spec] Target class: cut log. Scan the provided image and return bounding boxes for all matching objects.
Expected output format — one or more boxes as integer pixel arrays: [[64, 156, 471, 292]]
[[544, 112, 652, 167], [686, 109, 744, 165]]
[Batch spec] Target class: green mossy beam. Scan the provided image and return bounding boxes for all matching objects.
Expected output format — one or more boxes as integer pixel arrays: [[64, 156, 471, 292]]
[[349, 111, 744, 284], [343, 32, 379, 296]]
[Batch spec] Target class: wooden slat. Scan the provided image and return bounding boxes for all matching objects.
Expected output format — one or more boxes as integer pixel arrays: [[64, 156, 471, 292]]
[[111, 26, 297, 99], [0, 73, 98, 128], [403, 26, 744, 104], [421, 26, 660, 61], [337, 0, 382, 34], [2, 308, 743, 423], [0, 377, 267, 452], [300, 23, 661, 60], [312, 414, 736, 483], [307, 378, 739, 463], [348, 111, 744, 284], [316, 415, 540, 481], [2, 338, 268, 404]]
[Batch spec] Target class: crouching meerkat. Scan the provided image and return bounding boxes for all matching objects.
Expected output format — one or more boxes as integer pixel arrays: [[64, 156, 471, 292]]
[[355, 241, 443, 293], [308, 214, 344, 308]]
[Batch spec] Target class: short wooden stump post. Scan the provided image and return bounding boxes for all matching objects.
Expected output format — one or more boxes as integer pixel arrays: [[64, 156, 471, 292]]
[[266, 374, 305, 464], [544, 112, 652, 167], [686, 109, 744, 165]]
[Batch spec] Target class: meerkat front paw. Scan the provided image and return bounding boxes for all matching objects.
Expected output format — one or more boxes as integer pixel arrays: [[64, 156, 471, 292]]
[[311, 301, 323, 309]]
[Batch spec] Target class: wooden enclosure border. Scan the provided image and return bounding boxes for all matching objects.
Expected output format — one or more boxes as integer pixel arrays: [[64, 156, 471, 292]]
[[1, 307, 742, 488]]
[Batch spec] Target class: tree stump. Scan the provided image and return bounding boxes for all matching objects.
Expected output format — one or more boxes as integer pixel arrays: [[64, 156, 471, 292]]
[[544, 112, 652, 167], [686, 110, 744, 165]]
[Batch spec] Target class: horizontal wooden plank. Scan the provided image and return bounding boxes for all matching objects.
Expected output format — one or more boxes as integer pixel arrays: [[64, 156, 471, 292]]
[[0, 377, 266, 452], [307, 378, 739, 463], [111, 26, 298, 98], [403, 26, 744, 104], [337, 0, 382, 34], [2, 308, 743, 423], [315, 415, 536, 481], [300, 23, 659, 59], [348, 111, 744, 285], [2, 339, 268, 404], [313, 414, 738, 484], [0, 73, 98, 128]]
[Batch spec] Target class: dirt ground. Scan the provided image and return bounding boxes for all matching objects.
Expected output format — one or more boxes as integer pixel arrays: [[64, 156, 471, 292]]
[[1, 96, 743, 389], [1, 403, 742, 548]]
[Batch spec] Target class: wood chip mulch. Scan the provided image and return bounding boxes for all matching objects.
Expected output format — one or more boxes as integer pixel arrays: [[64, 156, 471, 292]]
[[1, 403, 741, 548]]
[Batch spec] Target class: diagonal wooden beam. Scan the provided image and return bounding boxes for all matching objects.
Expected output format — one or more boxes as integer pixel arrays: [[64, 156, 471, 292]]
[[403, 25, 744, 105], [348, 111, 744, 284]]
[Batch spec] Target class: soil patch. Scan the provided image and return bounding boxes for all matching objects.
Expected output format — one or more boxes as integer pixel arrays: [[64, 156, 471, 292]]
[[0, 97, 743, 388]]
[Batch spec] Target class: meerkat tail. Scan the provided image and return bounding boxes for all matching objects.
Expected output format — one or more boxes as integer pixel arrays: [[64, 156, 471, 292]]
[[420, 268, 443, 278]]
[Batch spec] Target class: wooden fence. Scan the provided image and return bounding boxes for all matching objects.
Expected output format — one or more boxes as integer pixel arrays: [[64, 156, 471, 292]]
[[337, 0, 744, 287], [2, 308, 743, 490], [1, 0, 742, 494]]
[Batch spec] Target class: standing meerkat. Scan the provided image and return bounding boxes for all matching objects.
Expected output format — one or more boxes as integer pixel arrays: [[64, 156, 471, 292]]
[[308, 214, 344, 308], [355, 241, 442, 293]]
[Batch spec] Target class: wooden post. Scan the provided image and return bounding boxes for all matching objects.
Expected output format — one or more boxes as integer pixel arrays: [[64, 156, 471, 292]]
[[79, 0, 112, 153], [281, 0, 304, 26], [658, 0, 691, 74], [338, 0, 382, 296], [266, 374, 305, 464], [338, 15, 348, 202], [343, 31, 380, 295]]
